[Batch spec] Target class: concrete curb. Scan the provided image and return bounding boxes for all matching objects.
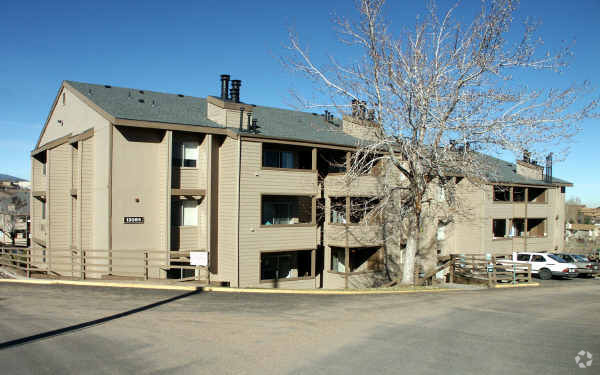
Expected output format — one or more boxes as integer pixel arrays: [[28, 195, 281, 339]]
[[201, 286, 467, 295], [0, 278, 474, 295], [0, 279, 197, 291], [494, 282, 540, 288]]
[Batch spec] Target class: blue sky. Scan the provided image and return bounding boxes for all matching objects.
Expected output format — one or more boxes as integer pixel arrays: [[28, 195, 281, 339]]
[[1, 0, 598, 206]]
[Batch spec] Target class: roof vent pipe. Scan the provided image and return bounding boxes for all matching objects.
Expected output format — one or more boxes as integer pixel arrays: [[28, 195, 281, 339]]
[[545, 153, 553, 182], [239, 107, 245, 132], [230, 80, 241, 103], [220, 74, 230, 100]]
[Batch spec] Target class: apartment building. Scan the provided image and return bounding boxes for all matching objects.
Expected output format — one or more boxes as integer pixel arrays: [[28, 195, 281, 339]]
[[30, 77, 571, 288]]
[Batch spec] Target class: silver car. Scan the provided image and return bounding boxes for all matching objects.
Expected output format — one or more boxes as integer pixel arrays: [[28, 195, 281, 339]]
[[555, 254, 594, 278]]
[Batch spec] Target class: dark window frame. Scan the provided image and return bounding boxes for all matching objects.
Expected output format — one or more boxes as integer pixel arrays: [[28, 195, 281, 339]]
[[260, 250, 315, 282]]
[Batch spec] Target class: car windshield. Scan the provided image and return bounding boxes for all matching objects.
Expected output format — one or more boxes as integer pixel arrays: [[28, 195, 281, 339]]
[[548, 254, 567, 263], [573, 255, 588, 262]]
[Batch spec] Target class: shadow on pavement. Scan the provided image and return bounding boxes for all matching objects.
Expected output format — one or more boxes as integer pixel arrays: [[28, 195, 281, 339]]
[[0, 289, 200, 350]]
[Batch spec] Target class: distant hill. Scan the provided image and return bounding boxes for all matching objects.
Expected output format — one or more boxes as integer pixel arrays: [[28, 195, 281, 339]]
[[0, 174, 27, 182]]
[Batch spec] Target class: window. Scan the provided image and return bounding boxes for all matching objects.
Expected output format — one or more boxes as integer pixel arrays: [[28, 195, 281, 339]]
[[262, 144, 312, 169], [513, 187, 525, 202], [527, 218, 546, 237], [260, 251, 312, 281], [330, 197, 347, 224], [42, 162, 46, 176], [173, 141, 198, 168], [317, 149, 347, 174], [531, 255, 545, 262], [528, 187, 546, 203], [492, 219, 507, 238], [41, 201, 46, 220], [349, 247, 383, 272], [350, 197, 380, 224], [516, 254, 530, 262], [330, 247, 383, 273], [261, 195, 312, 225], [263, 150, 294, 168], [510, 218, 525, 237], [493, 185, 510, 201], [548, 254, 567, 263], [331, 247, 346, 272], [171, 199, 198, 226]]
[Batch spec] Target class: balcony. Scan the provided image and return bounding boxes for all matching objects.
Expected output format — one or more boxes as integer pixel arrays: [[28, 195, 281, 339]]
[[323, 174, 383, 197]]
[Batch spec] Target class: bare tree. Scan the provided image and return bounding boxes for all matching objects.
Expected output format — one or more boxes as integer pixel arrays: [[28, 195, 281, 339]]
[[0, 194, 28, 247], [284, 0, 598, 284]]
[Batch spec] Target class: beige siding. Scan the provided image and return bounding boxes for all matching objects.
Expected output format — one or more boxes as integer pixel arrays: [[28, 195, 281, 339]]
[[171, 198, 207, 251], [48, 144, 72, 273], [238, 141, 318, 287], [259, 278, 316, 289], [32, 157, 47, 191], [216, 136, 237, 284], [448, 181, 563, 256], [81, 137, 94, 251], [323, 246, 346, 289], [516, 162, 543, 180], [111, 127, 165, 252], [206, 102, 252, 129], [158, 133, 169, 260], [39, 86, 107, 146], [324, 174, 384, 197], [325, 224, 383, 248], [48, 144, 71, 251]]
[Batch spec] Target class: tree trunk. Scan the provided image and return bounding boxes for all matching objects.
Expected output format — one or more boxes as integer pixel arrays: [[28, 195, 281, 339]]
[[401, 231, 417, 284], [401, 212, 420, 285]]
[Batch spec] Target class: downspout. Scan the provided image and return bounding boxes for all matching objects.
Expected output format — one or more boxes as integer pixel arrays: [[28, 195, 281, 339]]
[[236, 134, 242, 288]]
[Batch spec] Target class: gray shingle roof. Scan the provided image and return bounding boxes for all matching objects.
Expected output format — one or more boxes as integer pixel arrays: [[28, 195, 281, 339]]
[[478, 153, 571, 186], [65, 80, 571, 186], [65, 81, 364, 148]]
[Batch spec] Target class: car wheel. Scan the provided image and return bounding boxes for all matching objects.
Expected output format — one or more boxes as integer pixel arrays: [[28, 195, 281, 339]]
[[539, 268, 552, 280]]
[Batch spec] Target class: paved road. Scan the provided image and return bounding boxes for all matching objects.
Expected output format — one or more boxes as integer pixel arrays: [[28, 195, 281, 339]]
[[1, 280, 599, 374]]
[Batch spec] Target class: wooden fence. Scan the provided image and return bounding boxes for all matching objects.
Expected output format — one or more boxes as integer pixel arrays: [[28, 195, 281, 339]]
[[0, 247, 209, 282], [449, 255, 532, 287]]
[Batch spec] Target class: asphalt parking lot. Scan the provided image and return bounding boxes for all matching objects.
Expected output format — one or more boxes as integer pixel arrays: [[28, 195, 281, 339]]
[[1, 279, 599, 374]]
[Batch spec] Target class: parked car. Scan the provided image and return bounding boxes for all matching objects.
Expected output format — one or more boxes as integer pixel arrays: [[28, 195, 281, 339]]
[[503, 252, 578, 280], [571, 254, 600, 277], [553, 254, 594, 277]]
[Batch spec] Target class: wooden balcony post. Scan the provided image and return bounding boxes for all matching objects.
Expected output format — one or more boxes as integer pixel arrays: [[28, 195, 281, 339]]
[[144, 251, 149, 280]]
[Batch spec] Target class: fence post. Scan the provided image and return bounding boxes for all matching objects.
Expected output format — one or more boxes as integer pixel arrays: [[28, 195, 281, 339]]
[[512, 263, 516, 285], [26, 248, 31, 278], [527, 263, 531, 283], [80, 250, 85, 280], [109, 249, 113, 276], [449, 257, 455, 283], [144, 251, 149, 281], [492, 256, 497, 287]]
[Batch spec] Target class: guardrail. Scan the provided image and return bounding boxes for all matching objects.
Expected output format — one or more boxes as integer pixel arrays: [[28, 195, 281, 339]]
[[0, 247, 209, 282]]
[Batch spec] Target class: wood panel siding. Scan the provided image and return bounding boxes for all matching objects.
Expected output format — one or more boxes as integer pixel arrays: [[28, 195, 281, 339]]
[[48, 144, 72, 252], [216, 136, 237, 284], [238, 140, 318, 287], [39, 86, 109, 147], [158, 133, 169, 265], [325, 224, 383, 248], [324, 174, 383, 197], [32, 157, 47, 191], [81, 136, 94, 251], [171, 132, 207, 191], [171, 198, 207, 251]]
